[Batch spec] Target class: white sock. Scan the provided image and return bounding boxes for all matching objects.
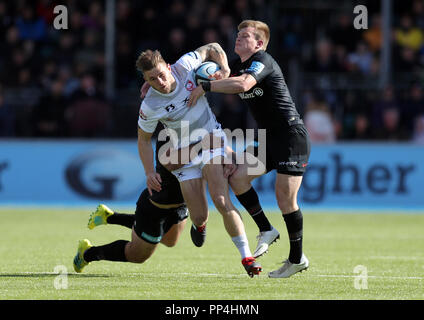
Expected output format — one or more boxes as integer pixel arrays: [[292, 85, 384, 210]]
[[231, 234, 252, 259]]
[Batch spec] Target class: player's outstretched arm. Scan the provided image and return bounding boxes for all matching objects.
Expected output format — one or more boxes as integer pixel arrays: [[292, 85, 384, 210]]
[[188, 73, 257, 107], [138, 127, 162, 194]]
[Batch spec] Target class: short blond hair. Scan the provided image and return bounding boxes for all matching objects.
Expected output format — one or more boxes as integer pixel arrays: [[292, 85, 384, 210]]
[[238, 20, 270, 50], [135, 49, 166, 73]]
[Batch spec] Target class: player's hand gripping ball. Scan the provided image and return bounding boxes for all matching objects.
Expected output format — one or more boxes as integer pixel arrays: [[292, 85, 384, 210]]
[[194, 61, 221, 85]]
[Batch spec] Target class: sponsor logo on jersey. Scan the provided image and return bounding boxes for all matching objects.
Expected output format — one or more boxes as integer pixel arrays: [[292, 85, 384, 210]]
[[246, 61, 265, 74], [279, 161, 298, 166], [253, 88, 263, 96], [238, 87, 264, 99], [182, 96, 190, 105], [185, 80, 195, 91], [165, 104, 176, 112]]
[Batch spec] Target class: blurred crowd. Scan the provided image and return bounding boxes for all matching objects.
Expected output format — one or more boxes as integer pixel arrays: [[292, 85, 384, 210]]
[[0, 0, 423, 143]]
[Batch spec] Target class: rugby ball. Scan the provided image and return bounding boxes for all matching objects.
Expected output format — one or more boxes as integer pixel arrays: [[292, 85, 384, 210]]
[[194, 61, 220, 85]]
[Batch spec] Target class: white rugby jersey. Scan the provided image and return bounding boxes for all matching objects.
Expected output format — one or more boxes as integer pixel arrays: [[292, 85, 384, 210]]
[[138, 51, 221, 148]]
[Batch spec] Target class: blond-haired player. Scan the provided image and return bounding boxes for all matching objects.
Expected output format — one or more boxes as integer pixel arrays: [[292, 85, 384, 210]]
[[188, 21, 311, 278]]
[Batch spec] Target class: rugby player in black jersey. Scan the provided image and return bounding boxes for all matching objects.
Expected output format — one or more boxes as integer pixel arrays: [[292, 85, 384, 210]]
[[73, 132, 189, 273], [188, 20, 311, 278]]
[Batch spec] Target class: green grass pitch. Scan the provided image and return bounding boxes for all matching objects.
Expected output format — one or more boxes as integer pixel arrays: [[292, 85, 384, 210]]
[[0, 207, 423, 300]]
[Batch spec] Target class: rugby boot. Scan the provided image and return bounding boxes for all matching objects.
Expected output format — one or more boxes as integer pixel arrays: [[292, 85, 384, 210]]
[[268, 254, 309, 278], [88, 204, 114, 230], [190, 223, 206, 247], [253, 226, 280, 258], [242, 257, 262, 278], [73, 239, 93, 273]]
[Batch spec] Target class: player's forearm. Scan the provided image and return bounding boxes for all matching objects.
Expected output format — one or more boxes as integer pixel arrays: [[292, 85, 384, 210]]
[[209, 73, 257, 94], [138, 138, 155, 174], [198, 43, 230, 75], [210, 77, 247, 94]]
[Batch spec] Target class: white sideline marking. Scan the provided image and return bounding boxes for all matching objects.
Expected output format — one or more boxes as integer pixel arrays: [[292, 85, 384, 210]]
[[183, 273, 424, 280], [369, 256, 424, 261], [129, 272, 424, 280], [314, 274, 424, 280]]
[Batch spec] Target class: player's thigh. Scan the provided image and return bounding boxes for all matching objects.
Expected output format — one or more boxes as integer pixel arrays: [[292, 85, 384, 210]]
[[228, 152, 266, 194], [161, 219, 187, 247], [230, 158, 265, 184], [202, 159, 229, 196], [240, 150, 267, 177], [179, 178, 208, 224], [126, 227, 158, 263]]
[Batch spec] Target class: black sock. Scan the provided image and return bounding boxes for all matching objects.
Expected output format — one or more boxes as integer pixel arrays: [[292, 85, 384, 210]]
[[106, 213, 135, 229], [84, 240, 129, 262], [236, 187, 272, 232], [283, 209, 303, 264]]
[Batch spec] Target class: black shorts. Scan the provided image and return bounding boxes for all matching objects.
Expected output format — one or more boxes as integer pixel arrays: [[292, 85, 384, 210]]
[[149, 163, 185, 205], [134, 189, 188, 244], [253, 123, 311, 176]]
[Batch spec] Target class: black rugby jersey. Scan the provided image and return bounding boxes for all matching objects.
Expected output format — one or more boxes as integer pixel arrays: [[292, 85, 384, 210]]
[[230, 50, 300, 132]]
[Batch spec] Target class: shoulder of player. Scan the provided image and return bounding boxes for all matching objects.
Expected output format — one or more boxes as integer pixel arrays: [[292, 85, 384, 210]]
[[173, 51, 201, 70], [252, 50, 274, 64], [252, 51, 283, 76], [185, 51, 201, 61], [139, 98, 157, 118]]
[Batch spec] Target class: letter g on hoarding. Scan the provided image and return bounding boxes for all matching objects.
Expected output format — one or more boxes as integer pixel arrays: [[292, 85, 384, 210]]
[[65, 149, 144, 200]]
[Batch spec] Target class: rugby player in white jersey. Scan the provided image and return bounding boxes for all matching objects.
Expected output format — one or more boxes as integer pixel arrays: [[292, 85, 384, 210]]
[[135, 43, 261, 277]]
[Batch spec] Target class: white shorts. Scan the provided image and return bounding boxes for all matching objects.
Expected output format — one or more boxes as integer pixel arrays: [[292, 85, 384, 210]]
[[171, 132, 228, 182]]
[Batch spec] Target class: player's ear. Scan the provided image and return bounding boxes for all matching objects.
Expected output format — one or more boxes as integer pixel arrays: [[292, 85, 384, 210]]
[[167, 64, 171, 71], [256, 40, 263, 49]]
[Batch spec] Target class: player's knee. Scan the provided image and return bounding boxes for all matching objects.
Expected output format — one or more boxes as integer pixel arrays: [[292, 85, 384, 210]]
[[161, 239, 177, 247], [127, 249, 152, 263], [130, 255, 149, 264], [125, 248, 145, 263], [211, 194, 229, 213], [125, 242, 152, 264]]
